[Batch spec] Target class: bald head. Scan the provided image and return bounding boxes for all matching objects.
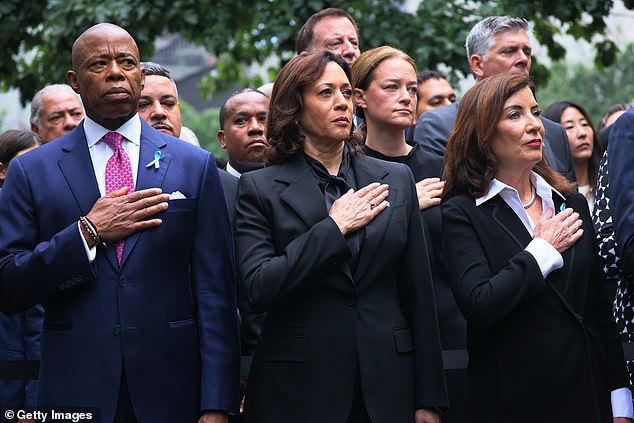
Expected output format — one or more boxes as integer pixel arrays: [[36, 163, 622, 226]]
[[71, 24, 139, 70], [67, 23, 144, 130]]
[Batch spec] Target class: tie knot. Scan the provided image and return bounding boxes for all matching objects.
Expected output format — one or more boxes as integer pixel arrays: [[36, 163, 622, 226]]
[[103, 132, 124, 151]]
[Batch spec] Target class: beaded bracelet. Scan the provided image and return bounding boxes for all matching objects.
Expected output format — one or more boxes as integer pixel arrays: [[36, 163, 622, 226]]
[[79, 216, 106, 248]]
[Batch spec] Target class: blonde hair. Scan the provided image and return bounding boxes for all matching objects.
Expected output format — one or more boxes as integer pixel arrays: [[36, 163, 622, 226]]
[[351, 46, 416, 141]]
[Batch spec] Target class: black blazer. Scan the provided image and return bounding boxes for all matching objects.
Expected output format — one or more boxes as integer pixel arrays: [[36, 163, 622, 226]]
[[441, 191, 629, 422], [235, 152, 448, 422]]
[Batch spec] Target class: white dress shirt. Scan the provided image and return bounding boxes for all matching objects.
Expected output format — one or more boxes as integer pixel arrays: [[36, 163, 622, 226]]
[[83, 114, 141, 196], [225, 162, 242, 178], [476, 171, 633, 418], [78, 114, 142, 261]]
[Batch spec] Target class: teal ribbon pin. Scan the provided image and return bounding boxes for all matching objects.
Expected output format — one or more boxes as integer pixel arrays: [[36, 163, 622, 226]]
[[146, 151, 162, 169]]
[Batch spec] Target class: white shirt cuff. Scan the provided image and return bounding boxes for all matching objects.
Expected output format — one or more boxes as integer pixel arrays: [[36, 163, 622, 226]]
[[524, 238, 563, 278], [77, 221, 97, 263], [612, 387, 634, 418]]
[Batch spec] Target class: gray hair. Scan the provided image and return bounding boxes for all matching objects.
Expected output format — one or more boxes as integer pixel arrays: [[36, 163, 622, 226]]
[[30, 84, 81, 129], [465, 16, 529, 61], [140, 61, 178, 97]]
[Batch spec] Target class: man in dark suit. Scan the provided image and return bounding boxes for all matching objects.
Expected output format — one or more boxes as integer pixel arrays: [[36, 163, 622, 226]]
[[0, 23, 239, 422], [610, 108, 634, 273], [216, 89, 268, 397], [217, 89, 269, 179], [413, 16, 576, 181]]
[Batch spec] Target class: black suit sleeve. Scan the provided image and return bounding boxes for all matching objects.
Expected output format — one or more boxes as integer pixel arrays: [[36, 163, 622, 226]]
[[441, 197, 548, 329], [234, 173, 352, 313], [398, 169, 448, 409]]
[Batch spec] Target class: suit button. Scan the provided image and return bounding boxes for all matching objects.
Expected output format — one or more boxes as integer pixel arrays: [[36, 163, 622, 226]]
[[346, 296, 356, 306], [119, 278, 127, 287], [113, 325, 121, 335]]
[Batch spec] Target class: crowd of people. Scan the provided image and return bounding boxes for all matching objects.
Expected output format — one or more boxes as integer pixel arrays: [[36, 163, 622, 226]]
[[0, 7, 633, 423]]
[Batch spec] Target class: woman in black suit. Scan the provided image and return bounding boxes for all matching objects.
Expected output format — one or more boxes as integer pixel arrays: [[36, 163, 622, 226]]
[[351, 46, 468, 422], [441, 72, 632, 423], [234, 51, 447, 423]]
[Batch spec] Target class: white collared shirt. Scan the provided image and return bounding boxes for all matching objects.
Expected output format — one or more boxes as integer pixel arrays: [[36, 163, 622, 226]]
[[476, 172, 565, 279], [83, 114, 141, 196], [476, 172, 633, 418], [79, 114, 142, 261], [225, 162, 242, 178]]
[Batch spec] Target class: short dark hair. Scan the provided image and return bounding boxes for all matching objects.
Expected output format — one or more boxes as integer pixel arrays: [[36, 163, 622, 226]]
[[140, 61, 178, 96], [267, 51, 359, 165], [295, 8, 359, 54], [0, 130, 43, 186], [218, 89, 269, 130], [141, 61, 172, 79], [417, 70, 447, 85], [443, 73, 573, 200]]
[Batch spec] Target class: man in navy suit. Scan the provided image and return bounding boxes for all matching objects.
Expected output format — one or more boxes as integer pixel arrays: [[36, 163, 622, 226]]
[[610, 108, 634, 273], [0, 23, 239, 422], [413, 16, 576, 182]]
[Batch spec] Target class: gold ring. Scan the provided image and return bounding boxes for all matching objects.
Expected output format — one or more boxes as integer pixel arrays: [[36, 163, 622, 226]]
[[370, 202, 375, 209]]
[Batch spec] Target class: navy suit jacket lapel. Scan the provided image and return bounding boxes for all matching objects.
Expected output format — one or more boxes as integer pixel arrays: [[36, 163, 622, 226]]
[[57, 126, 120, 269], [58, 127, 100, 216], [120, 122, 170, 267]]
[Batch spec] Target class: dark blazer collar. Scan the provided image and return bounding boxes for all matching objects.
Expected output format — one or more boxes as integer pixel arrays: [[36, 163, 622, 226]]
[[276, 152, 391, 227], [485, 191, 579, 314], [120, 121, 170, 267], [58, 121, 171, 270], [276, 152, 393, 283], [277, 153, 329, 230], [350, 154, 393, 282], [483, 195, 533, 250], [58, 125, 101, 216]]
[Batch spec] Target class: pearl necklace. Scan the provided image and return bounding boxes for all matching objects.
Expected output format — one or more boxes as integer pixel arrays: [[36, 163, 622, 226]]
[[522, 183, 536, 209]]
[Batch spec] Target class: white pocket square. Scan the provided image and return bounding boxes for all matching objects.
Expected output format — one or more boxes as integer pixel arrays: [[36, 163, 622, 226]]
[[169, 191, 186, 200]]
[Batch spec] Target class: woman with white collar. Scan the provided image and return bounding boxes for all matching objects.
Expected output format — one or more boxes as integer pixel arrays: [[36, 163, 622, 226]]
[[441, 73, 632, 423]]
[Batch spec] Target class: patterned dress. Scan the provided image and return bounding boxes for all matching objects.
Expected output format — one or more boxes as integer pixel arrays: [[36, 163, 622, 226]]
[[592, 150, 634, 395]]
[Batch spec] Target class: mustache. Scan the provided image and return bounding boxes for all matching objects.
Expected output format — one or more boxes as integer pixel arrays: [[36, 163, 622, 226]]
[[151, 120, 174, 131]]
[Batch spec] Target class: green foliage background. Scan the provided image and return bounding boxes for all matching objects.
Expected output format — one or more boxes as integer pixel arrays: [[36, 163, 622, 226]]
[[538, 43, 634, 127], [179, 102, 225, 158], [1, 0, 632, 152], [1, 0, 630, 103]]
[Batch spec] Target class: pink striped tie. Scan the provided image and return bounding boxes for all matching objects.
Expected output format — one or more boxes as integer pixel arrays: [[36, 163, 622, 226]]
[[103, 132, 134, 263]]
